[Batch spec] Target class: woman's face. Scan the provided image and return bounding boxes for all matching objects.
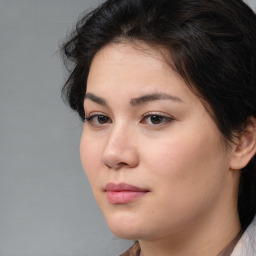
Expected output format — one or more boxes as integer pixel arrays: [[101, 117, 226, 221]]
[[81, 42, 237, 241]]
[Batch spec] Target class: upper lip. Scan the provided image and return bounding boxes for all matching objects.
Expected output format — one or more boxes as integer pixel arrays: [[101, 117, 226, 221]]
[[104, 182, 149, 192]]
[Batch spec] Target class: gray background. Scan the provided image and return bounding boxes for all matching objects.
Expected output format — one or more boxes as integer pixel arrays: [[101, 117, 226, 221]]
[[0, 0, 255, 256]]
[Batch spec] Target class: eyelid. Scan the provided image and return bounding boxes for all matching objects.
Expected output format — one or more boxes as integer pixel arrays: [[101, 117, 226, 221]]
[[84, 112, 112, 126], [141, 111, 174, 125], [85, 111, 108, 118], [142, 111, 174, 119]]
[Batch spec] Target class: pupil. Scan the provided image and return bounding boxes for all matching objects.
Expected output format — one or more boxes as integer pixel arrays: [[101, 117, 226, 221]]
[[98, 115, 108, 124], [151, 115, 162, 124]]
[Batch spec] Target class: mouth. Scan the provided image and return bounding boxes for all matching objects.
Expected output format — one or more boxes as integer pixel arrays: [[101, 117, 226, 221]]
[[104, 182, 149, 204]]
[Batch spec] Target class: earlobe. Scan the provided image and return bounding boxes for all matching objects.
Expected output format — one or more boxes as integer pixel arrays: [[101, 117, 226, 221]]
[[230, 117, 256, 170]]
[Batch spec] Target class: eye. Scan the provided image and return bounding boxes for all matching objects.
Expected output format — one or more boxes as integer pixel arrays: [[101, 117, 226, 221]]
[[141, 113, 173, 125], [85, 114, 111, 126]]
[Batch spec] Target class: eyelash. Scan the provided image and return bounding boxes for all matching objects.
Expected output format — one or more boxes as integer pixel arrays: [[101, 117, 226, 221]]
[[84, 112, 173, 126], [141, 112, 173, 125], [85, 112, 111, 125]]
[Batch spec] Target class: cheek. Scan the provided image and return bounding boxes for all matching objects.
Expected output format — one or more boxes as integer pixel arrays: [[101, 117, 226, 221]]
[[138, 134, 229, 232], [80, 134, 103, 184], [141, 126, 228, 199], [141, 133, 209, 176]]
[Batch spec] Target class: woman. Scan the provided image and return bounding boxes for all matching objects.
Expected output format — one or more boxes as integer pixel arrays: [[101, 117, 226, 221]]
[[61, 0, 256, 255]]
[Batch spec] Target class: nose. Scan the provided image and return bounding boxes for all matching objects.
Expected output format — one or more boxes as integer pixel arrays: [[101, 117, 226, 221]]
[[102, 125, 139, 170]]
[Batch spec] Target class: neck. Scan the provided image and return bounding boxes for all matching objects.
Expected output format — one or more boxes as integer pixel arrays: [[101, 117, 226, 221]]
[[139, 204, 241, 256]]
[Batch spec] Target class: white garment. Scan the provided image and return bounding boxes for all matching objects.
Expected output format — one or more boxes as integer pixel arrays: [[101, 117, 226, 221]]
[[231, 216, 256, 256]]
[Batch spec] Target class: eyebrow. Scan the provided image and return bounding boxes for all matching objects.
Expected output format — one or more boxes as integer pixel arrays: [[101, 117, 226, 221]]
[[130, 93, 183, 106], [84, 92, 183, 107], [84, 93, 108, 106]]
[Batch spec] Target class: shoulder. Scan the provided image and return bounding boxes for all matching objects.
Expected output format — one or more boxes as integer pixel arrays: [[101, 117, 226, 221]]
[[231, 216, 256, 256]]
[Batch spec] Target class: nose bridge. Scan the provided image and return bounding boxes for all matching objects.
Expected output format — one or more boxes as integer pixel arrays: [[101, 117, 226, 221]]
[[102, 121, 138, 169], [108, 122, 128, 148]]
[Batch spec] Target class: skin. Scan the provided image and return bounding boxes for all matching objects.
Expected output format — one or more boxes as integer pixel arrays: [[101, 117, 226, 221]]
[[80, 42, 242, 256]]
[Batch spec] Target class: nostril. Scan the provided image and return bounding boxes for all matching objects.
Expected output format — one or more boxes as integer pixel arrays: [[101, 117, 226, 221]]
[[101, 133, 139, 169], [105, 161, 129, 170]]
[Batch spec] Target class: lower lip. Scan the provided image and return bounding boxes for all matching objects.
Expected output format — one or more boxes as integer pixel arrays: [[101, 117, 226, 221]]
[[106, 191, 147, 204]]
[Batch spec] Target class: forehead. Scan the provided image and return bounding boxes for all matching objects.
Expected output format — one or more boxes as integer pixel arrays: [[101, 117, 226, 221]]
[[88, 42, 170, 83], [87, 42, 197, 104]]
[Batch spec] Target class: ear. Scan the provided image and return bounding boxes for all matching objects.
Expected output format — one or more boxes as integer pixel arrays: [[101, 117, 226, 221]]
[[230, 117, 256, 170]]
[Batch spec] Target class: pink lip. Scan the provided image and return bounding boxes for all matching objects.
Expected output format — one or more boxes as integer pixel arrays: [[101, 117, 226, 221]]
[[104, 183, 149, 204]]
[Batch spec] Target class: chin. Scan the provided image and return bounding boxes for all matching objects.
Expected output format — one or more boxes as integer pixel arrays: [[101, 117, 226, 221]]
[[103, 211, 146, 240], [109, 225, 144, 240]]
